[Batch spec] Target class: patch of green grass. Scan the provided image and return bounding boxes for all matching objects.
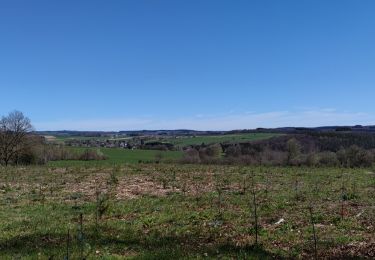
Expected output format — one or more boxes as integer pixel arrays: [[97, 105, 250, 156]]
[[48, 148, 183, 167]]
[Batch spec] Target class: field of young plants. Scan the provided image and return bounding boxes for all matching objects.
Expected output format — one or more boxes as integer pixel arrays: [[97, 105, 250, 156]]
[[0, 164, 374, 259]]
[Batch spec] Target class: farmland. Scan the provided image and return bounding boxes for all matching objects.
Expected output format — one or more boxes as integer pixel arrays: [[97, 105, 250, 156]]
[[0, 164, 374, 259], [44, 133, 279, 168], [147, 133, 280, 147], [44, 132, 280, 150]]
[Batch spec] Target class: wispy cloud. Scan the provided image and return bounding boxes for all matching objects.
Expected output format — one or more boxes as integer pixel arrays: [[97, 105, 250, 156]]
[[34, 109, 375, 131]]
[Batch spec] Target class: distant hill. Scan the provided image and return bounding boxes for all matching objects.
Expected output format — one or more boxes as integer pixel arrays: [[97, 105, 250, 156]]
[[35, 125, 375, 138], [228, 125, 375, 134]]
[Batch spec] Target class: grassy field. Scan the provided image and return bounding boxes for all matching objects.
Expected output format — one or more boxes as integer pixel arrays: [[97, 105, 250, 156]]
[[48, 148, 183, 167], [149, 133, 280, 147], [0, 164, 374, 259]]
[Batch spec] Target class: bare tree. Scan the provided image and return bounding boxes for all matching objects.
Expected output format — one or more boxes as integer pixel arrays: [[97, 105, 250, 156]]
[[0, 111, 34, 166]]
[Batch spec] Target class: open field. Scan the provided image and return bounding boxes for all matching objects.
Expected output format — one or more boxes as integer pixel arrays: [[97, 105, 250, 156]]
[[0, 164, 374, 259], [149, 133, 280, 147], [48, 148, 183, 167]]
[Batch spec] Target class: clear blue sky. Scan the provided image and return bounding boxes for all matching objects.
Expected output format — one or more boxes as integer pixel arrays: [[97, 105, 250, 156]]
[[1, 0, 375, 130]]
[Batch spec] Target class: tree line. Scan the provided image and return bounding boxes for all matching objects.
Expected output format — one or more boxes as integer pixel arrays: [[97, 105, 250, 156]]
[[182, 133, 375, 167]]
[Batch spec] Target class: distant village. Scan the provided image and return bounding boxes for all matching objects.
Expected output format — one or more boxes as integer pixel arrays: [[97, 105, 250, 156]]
[[65, 138, 141, 149], [64, 138, 176, 151]]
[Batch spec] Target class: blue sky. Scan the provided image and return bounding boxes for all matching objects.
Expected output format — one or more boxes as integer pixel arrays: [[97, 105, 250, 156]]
[[1, 0, 375, 130]]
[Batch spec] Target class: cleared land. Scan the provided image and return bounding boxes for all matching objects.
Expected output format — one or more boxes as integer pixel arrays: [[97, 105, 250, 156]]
[[0, 165, 374, 259]]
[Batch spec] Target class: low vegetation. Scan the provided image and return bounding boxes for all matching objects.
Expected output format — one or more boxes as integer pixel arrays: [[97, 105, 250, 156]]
[[147, 133, 279, 148], [47, 148, 183, 167], [0, 164, 374, 259]]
